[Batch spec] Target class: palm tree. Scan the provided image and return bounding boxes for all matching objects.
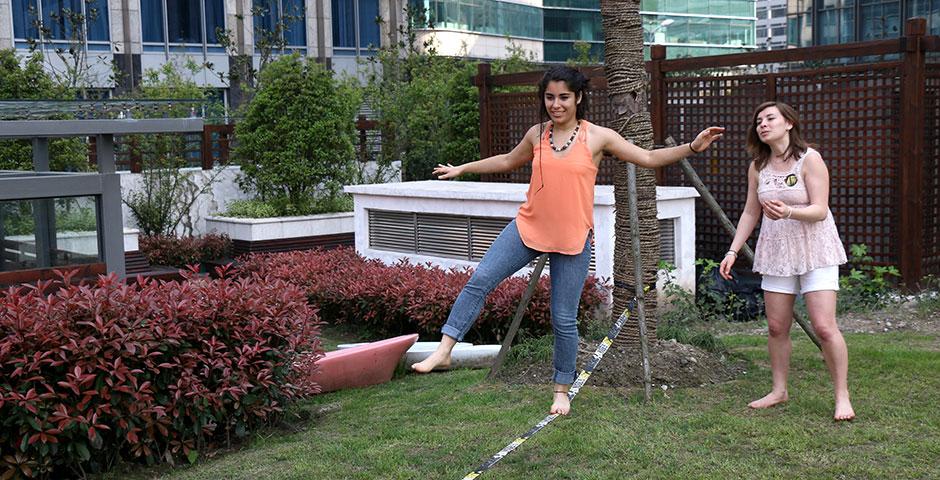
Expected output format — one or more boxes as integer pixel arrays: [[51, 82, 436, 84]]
[[601, 0, 660, 345]]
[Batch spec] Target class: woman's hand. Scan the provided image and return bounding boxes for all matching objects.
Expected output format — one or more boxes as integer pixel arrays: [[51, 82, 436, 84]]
[[690, 127, 726, 153], [719, 254, 736, 280], [761, 200, 791, 220], [433, 163, 463, 180]]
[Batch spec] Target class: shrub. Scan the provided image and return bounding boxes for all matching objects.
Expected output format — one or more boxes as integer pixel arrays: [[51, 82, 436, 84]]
[[839, 243, 900, 313], [223, 195, 352, 219], [0, 269, 322, 477], [235, 54, 360, 215], [236, 248, 608, 343], [139, 234, 233, 268], [0, 49, 87, 172]]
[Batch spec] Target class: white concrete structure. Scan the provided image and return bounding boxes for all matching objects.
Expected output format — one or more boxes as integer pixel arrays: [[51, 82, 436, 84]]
[[345, 181, 700, 292], [119, 165, 250, 237], [204, 211, 354, 241]]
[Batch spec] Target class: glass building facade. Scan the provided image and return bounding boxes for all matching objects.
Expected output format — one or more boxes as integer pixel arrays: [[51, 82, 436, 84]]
[[253, 0, 308, 48], [11, 0, 110, 44], [788, 0, 939, 46], [412, 0, 756, 61], [333, 0, 383, 54]]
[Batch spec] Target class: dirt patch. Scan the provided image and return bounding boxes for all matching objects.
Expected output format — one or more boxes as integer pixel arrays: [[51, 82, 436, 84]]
[[496, 339, 747, 389], [703, 301, 940, 337], [838, 303, 940, 335]]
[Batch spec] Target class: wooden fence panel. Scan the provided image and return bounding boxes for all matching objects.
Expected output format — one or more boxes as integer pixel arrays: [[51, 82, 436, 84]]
[[925, 63, 940, 278], [477, 20, 939, 281]]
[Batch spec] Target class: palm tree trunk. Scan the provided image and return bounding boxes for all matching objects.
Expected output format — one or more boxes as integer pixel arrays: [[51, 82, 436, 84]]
[[601, 0, 660, 345]]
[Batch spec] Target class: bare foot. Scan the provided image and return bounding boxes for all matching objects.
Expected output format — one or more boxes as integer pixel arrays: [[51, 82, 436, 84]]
[[748, 391, 789, 409], [410, 352, 451, 373], [834, 400, 855, 421], [550, 391, 571, 415]]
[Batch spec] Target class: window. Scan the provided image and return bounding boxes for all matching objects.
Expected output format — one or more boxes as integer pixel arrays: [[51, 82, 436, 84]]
[[412, 0, 542, 39], [333, 0, 382, 52], [860, 0, 901, 40], [818, 0, 855, 44], [544, 9, 602, 41], [907, 0, 940, 34], [141, 0, 225, 44], [253, 0, 307, 47], [11, 0, 110, 42], [1, 196, 100, 271]]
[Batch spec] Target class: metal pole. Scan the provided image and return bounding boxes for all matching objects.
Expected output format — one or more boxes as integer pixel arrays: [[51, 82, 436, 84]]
[[487, 254, 549, 380], [627, 163, 653, 402]]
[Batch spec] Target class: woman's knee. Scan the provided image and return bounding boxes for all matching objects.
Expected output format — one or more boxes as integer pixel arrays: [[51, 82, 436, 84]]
[[813, 321, 842, 343], [552, 315, 579, 338], [766, 317, 792, 338]]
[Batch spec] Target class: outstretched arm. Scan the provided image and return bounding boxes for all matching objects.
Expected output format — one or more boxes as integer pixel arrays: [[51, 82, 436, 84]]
[[601, 126, 725, 169], [433, 125, 540, 179]]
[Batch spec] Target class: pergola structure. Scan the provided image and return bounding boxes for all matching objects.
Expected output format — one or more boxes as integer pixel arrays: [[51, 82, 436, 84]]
[[0, 118, 204, 283]]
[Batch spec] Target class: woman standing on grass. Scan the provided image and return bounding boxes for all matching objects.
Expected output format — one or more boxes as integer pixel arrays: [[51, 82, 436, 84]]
[[411, 65, 724, 415], [719, 101, 855, 421]]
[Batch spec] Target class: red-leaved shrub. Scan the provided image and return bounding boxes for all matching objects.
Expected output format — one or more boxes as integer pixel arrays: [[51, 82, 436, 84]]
[[237, 247, 608, 343], [139, 234, 232, 268], [0, 268, 322, 478]]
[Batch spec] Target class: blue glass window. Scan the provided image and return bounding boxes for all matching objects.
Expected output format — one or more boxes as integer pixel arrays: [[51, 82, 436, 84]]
[[11, 0, 39, 39], [332, 0, 380, 49], [253, 0, 307, 47], [359, 0, 380, 48], [416, 0, 542, 39], [332, 0, 356, 48], [205, 0, 226, 43], [141, 0, 225, 44], [12, 0, 109, 41], [141, 0, 163, 42]]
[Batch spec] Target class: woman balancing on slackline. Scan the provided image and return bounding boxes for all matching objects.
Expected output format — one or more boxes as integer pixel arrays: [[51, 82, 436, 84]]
[[412, 65, 724, 415]]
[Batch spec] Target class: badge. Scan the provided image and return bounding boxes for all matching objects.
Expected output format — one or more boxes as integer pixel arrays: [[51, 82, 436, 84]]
[[785, 173, 798, 187]]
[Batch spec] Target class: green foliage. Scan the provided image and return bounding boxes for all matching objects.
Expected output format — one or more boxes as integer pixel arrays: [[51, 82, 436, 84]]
[[838, 243, 901, 313], [223, 195, 353, 218], [657, 259, 744, 352], [235, 54, 360, 215], [121, 61, 226, 236], [1, 199, 96, 236], [506, 334, 555, 366], [214, 3, 304, 99], [660, 259, 761, 324], [566, 40, 602, 67], [361, 7, 479, 181], [915, 275, 940, 317], [223, 199, 280, 218], [0, 49, 88, 172]]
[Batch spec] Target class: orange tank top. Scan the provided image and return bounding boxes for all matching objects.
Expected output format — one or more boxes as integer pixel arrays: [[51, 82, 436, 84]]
[[516, 120, 598, 255]]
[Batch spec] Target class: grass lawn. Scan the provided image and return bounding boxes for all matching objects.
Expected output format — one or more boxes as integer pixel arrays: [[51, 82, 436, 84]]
[[110, 330, 940, 480]]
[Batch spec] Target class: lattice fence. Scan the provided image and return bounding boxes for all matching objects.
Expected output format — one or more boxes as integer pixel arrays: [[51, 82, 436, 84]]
[[661, 63, 905, 266], [925, 63, 940, 277], [477, 23, 939, 283]]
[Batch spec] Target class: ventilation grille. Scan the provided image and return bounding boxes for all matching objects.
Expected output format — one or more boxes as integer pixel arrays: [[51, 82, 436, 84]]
[[368, 209, 598, 271], [659, 218, 676, 265]]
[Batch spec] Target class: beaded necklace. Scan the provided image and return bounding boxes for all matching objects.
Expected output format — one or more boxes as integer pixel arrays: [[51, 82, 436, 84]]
[[549, 121, 580, 152]]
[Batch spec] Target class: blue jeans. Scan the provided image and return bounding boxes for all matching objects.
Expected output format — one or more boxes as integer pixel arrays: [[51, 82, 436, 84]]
[[441, 220, 592, 385]]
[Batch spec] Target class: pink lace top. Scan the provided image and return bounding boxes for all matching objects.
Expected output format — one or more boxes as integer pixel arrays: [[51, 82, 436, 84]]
[[753, 148, 847, 276]]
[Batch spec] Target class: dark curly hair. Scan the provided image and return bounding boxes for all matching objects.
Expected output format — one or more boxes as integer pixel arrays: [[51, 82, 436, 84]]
[[537, 66, 590, 121]]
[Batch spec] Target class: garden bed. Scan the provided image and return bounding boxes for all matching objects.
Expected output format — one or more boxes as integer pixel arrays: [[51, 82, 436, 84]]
[[497, 338, 746, 389]]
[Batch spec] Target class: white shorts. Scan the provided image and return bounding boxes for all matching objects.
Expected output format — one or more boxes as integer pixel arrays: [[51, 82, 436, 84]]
[[761, 265, 840, 295]]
